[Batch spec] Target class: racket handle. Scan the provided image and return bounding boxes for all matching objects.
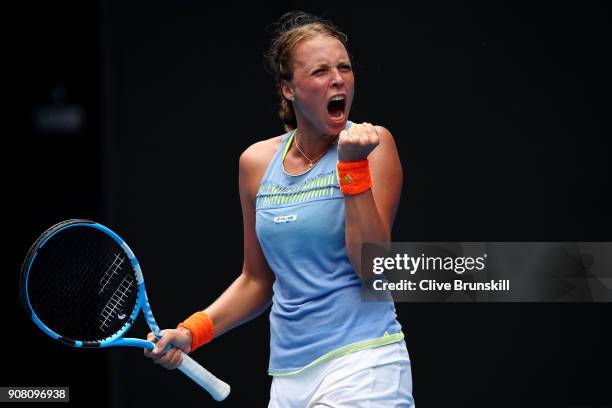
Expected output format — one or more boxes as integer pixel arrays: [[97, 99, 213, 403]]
[[178, 351, 230, 401]]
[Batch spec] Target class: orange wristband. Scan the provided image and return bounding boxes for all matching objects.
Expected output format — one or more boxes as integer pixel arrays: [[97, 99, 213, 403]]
[[337, 160, 372, 195], [177, 311, 214, 352]]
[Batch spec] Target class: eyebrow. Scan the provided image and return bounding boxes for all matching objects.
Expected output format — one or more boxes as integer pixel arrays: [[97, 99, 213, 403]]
[[309, 61, 351, 70]]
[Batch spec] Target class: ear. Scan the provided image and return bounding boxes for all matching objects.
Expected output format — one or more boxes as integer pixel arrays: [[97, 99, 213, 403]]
[[280, 79, 295, 101]]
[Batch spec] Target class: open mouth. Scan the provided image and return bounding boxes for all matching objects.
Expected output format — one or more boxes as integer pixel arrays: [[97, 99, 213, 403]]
[[327, 95, 346, 121]]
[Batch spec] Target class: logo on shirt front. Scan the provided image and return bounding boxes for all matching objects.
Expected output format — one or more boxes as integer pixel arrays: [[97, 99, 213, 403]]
[[274, 214, 298, 224]]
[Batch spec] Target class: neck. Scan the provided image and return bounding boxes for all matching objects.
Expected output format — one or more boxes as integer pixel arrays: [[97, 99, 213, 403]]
[[293, 119, 341, 159]]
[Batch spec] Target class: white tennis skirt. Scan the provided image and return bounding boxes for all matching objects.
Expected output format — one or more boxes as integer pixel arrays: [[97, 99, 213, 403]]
[[268, 340, 415, 407]]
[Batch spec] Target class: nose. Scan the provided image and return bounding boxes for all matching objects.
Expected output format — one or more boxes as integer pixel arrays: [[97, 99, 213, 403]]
[[330, 68, 344, 88]]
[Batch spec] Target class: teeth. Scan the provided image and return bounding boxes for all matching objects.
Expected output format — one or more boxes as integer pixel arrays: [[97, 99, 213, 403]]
[[330, 95, 345, 102]]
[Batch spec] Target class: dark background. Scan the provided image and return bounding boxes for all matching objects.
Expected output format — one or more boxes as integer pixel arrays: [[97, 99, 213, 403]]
[[8, 3, 611, 407]]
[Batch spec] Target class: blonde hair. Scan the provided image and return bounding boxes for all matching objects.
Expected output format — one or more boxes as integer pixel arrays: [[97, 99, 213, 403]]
[[264, 11, 349, 131]]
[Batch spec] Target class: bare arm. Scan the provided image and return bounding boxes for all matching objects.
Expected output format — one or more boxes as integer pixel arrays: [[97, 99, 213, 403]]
[[341, 124, 403, 279], [146, 143, 276, 367], [203, 148, 275, 336]]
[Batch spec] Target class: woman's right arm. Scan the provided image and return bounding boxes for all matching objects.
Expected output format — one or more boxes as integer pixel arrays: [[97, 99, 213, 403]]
[[144, 144, 275, 368], [202, 146, 276, 335]]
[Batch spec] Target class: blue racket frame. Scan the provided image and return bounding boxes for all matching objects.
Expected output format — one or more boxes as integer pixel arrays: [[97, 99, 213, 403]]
[[21, 220, 231, 401], [23, 221, 162, 350]]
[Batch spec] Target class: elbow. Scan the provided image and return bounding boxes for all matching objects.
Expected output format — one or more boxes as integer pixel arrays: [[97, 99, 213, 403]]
[[366, 226, 392, 246], [379, 228, 392, 245]]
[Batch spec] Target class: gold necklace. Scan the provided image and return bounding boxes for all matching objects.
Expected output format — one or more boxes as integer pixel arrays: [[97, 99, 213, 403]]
[[294, 131, 334, 168]]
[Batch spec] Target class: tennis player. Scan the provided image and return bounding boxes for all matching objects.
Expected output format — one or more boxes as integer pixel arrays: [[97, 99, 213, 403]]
[[145, 11, 414, 407]]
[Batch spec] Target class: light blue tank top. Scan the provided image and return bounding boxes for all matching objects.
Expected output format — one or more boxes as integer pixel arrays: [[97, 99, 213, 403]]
[[255, 121, 403, 375]]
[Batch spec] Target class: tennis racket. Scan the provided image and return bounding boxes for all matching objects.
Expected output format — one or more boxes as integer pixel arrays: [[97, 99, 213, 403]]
[[20, 219, 230, 401]]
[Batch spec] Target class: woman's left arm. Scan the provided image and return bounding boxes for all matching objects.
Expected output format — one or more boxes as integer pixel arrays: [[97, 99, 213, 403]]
[[339, 123, 403, 279]]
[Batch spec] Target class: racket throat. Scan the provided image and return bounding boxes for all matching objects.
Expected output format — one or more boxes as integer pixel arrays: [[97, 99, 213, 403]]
[[112, 338, 155, 349]]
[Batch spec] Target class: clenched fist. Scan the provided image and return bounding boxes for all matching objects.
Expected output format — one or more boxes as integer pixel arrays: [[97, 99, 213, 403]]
[[337, 122, 380, 162]]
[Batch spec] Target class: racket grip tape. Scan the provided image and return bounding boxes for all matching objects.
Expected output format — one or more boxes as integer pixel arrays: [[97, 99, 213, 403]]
[[178, 351, 230, 401]]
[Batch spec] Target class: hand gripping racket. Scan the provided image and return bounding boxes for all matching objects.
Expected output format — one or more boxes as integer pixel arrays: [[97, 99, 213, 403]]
[[20, 219, 230, 401]]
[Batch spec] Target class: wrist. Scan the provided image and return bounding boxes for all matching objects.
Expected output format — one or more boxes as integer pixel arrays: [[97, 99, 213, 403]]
[[176, 326, 192, 339], [177, 311, 214, 352], [337, 160, 372, 195]]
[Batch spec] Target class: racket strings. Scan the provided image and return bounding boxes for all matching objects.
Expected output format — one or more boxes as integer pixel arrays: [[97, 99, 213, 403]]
[[98, 253, 127, 295], [36, 232, 106, 337], [33, 232, 96, 322], [98, 273, 134, 331], [32, 230, 106, 337], [38, 233, 98, 317], [56, 242, 131, 339], [27, 227, 138, 342]]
